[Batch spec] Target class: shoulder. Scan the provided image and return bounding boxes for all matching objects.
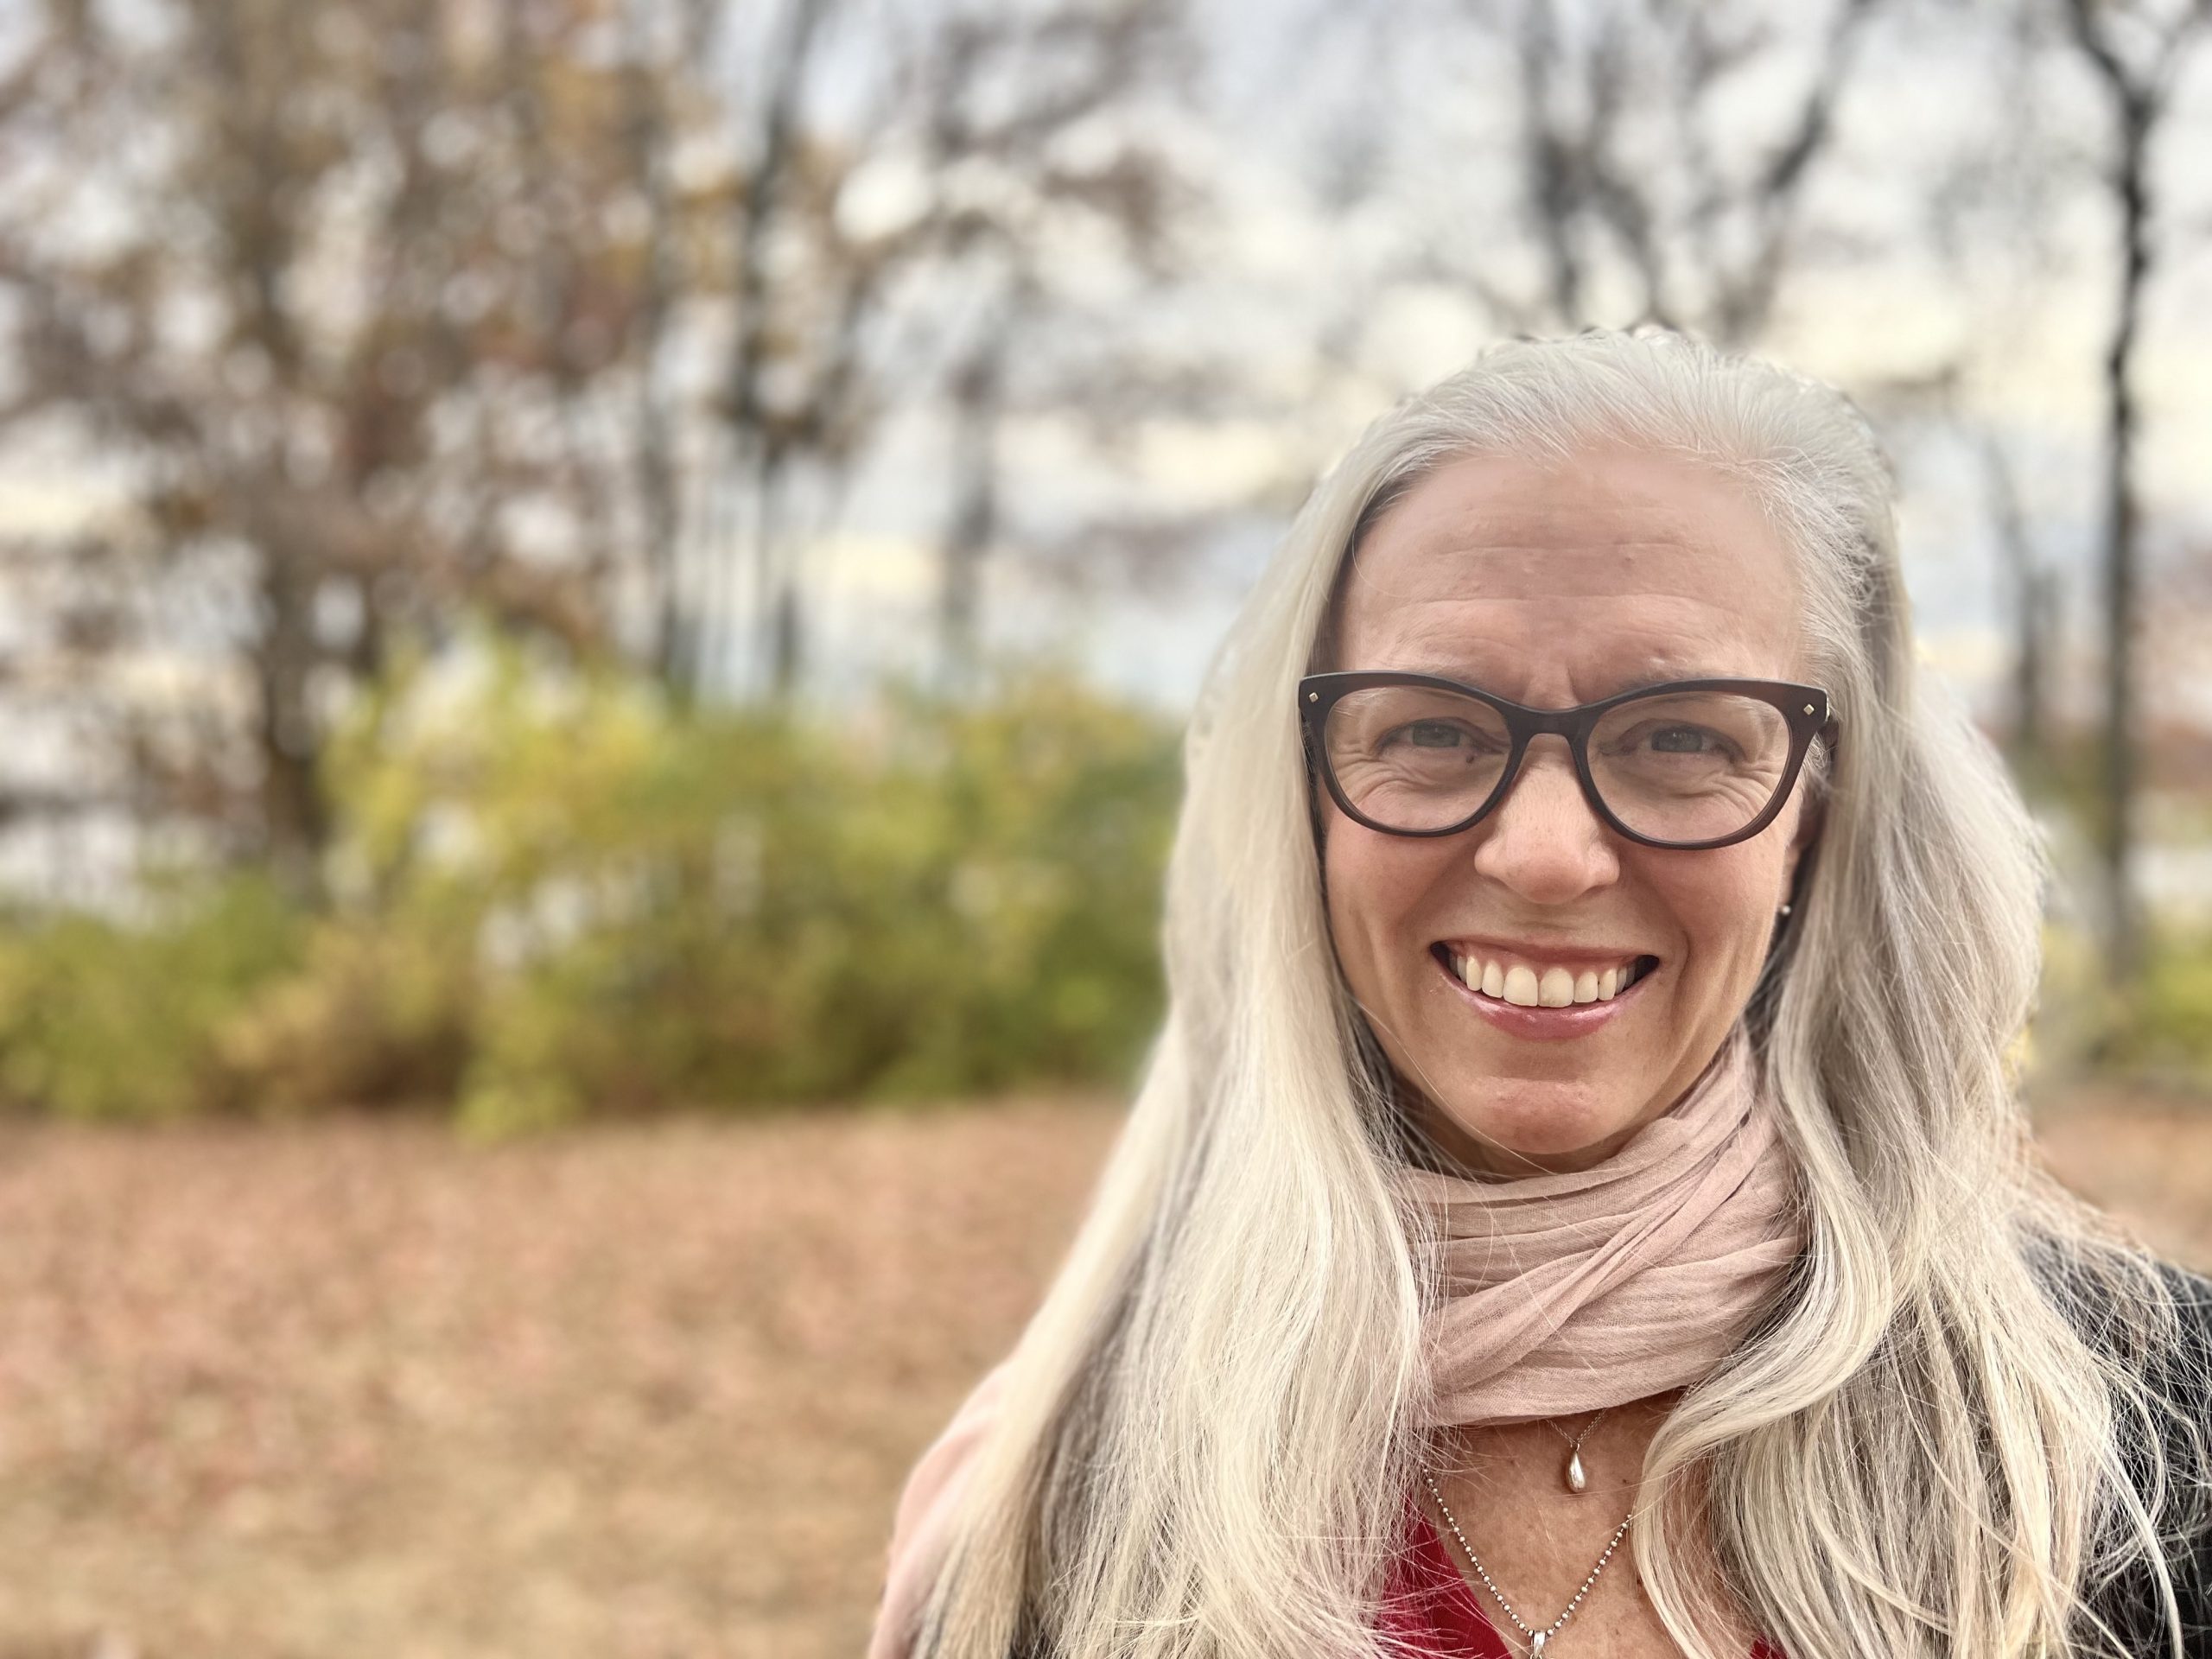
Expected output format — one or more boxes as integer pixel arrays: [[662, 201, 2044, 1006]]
[[2051, 1253, 2212, 1654], [866, 1363, 1012, 1659], [2026, 1239, 2212, 1374], [2104, 1259, 2212, 1500], [2156, 1263, 2212, 1397], [2164, 1262, 2212, 1355], [2031, 1249, 2212, 1472]]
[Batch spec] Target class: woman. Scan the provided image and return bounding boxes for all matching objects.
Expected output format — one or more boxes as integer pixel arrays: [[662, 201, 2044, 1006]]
[[866, 332, 2212, 1658]]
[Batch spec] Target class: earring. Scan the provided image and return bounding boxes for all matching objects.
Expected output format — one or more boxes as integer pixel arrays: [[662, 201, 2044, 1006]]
[[1777, 901, 1794, 917]]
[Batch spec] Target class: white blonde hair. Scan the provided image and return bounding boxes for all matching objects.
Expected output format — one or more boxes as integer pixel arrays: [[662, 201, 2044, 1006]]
[[903, 331, 2202, 1659]]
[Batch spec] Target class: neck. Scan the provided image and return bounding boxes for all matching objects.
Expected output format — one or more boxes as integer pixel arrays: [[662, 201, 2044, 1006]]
[[1410, 1096, 1649, 1179], [1433, 1388, 1687, 1472]]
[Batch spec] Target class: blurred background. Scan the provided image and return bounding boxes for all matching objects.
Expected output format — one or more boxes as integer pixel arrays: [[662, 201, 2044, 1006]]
[[0, 0, 2205, 1653]]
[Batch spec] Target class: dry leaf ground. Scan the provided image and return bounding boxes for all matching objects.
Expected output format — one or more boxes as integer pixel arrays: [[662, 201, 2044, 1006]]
[[0, 1091, 2200, 1659]]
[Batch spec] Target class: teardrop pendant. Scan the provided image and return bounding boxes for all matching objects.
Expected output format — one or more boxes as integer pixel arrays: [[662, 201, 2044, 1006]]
[[1564, 1447, 1587, 1494]]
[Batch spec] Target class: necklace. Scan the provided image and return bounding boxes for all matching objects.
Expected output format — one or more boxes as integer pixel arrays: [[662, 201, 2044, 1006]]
[[1421, 1468, 1632, 1657], [1544, 1408, 1606, 1494]]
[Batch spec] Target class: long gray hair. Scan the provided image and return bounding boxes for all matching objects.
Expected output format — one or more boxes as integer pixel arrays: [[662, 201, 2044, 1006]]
[[905, 331, 2199, 1659]]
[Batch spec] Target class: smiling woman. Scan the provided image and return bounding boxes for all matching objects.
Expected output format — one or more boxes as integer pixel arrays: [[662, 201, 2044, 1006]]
[[865, 332, 2212, 1659]]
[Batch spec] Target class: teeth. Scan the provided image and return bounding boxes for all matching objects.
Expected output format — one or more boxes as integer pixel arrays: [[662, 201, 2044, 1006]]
[[1448, 951, 1648, 1007]]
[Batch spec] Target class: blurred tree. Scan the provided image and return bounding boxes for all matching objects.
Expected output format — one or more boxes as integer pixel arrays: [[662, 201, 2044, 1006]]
[[2053, 0, 2210, 988], [1420, 0, 1884, 344], [674, 0, 1187, 696], [0, 0, 1193, 892], [0, 0, 661, 890]]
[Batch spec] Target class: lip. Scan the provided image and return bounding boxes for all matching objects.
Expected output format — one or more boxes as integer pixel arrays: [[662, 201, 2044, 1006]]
[[1430, 946, 1657, 1041]]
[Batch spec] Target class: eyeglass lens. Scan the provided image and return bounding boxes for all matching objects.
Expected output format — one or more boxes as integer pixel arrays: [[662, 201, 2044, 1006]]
[[1320, 684, 1794, 843]]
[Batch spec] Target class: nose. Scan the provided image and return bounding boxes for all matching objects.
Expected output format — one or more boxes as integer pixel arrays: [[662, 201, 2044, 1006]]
[[1466, 738, 1621, 903]]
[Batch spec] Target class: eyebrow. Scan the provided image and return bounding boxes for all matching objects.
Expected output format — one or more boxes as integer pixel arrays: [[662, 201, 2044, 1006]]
[[1396, 658, 1734, 697]]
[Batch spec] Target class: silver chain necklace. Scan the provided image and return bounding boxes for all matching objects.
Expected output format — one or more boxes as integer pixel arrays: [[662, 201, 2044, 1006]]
[[1421, 1459, 1633, 1656]]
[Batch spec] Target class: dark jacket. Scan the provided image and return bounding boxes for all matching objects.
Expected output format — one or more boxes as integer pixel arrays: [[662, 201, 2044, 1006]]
[[2073, 1262, 2212, 1657]]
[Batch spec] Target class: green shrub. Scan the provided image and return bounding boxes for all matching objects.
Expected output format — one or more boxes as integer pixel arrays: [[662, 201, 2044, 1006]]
[[2101, 927, 2212, 1089], [137, 637, 1182, 1128], [0, 874, 304, 1121]]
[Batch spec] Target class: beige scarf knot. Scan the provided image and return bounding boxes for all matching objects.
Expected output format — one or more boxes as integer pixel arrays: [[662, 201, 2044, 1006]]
[[1400, 1024, 1804, 1428]]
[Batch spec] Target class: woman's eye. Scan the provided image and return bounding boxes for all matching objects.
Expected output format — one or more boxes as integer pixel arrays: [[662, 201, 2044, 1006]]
[[1649, 726, 1712, 753], [1406, 721, 1464, 747]]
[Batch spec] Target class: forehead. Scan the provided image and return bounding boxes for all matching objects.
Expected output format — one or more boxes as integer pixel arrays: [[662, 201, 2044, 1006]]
[[1333, 448, 1802, 693]]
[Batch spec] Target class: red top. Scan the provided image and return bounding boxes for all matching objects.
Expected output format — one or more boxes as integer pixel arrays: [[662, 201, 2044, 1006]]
[[1377, 1508, 1783, 1658]]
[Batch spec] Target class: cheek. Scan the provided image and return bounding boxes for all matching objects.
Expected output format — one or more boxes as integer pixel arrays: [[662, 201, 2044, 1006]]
[[1321, 818, 1437, 983], [1650, 845, 1788, 974]]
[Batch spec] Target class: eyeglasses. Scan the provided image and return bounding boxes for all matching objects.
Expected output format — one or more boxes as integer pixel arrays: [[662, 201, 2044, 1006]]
[[1299, 672, 1838, 851]]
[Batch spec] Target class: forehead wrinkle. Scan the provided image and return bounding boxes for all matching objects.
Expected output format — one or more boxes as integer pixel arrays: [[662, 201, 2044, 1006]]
[[1394, 484, 1721, 548], [1389, 651, 1750, 702], [1344, 536, 1764, 610], [1363, 588, 1764, 659], [1398, 448, 1741, 529], [1399, 527, 1713, 559], [1355, 594, 1783, 699], [1353, 460, 1796, 587]]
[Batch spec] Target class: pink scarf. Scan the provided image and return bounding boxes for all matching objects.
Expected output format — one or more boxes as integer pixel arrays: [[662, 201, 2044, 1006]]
[[1400, 1023, 1803, 1427]]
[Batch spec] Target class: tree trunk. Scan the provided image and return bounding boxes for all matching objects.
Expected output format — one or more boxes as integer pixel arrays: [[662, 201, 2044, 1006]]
[[1979, 433, 2050, 778], [939, 337, 1007, 684], [255, 555, 328, 901], [2097, 103, 2150, 985]]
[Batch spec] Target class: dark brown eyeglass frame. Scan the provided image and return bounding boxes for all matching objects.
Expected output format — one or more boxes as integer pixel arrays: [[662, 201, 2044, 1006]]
[[1298, 671, 1840, 851]]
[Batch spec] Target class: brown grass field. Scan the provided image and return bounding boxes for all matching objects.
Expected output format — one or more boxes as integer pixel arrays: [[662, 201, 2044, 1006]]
[[0, 1091, 2204, 1659]]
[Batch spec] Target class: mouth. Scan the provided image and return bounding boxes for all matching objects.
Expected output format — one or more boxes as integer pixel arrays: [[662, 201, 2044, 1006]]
[[1429, 942, 1660, 1006], [1427, 941, 1661, 1039]]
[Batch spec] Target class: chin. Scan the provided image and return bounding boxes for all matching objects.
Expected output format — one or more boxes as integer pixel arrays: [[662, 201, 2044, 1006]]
[[1433, 1077, 1632, 1164]]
